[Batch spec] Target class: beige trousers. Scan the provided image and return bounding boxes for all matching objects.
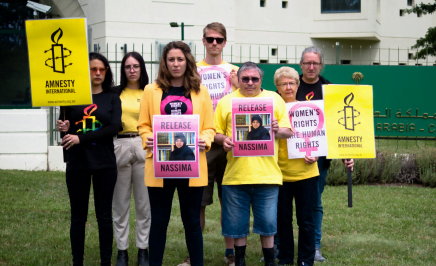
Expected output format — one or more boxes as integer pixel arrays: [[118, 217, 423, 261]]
[[113, 136, 151, 250]]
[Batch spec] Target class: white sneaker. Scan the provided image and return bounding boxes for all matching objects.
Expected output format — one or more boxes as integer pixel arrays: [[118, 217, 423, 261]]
[[224, 254, 236, 266], [177, 256, 190, 266], [314, 249, 325, 262]]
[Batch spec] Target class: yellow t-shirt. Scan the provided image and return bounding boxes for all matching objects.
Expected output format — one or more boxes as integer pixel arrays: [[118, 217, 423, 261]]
[[119, 88, 143, 134], [278, 138, 319, 182], [214, 89, 292, 185]]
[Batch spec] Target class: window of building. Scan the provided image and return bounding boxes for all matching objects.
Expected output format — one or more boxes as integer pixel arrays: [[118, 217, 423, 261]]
[[282, 1, 288, 8], [280, 60, 288, 64], [373, 62, 380, 65], [341, 60, 351, 65], [407, 0, 414, 6], [321, 0, 361, 13], [271, 48, 277, 56], [417, 12, 422, 17], [400, 9, 405, 16], [399, 63, 406, 66], [0, 1, 33, 108], [260, 0, 266, 7], [260, 59, 268, 63], [408, 53, 414, 60]]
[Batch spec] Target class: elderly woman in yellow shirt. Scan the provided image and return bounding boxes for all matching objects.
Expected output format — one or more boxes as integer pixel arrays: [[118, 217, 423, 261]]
[[274, 67, 319, 266]]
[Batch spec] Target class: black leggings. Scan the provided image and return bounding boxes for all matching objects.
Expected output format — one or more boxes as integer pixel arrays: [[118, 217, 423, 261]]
[[66, 168, 117, 266]]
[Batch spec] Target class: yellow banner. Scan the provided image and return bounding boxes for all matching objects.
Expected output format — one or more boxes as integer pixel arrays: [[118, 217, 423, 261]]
[[25, 18, 92, 107], [323, 85, 375, 159]]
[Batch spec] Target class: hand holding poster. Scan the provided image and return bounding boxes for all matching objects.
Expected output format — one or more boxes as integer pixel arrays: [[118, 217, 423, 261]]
[[323, 85, 375, 159], [231, 97, 275, 157], [153, 115, 200, 178], [286, 100, 328, 159], [25, 18, 92, 107], [197, 64, 233, 112]]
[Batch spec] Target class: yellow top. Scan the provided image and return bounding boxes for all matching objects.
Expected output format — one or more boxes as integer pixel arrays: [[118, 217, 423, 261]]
[[137, 83, 216, 187], [278, 138, 319, 182], [119, 88, 143, 134], [214, 89, 291, 185]]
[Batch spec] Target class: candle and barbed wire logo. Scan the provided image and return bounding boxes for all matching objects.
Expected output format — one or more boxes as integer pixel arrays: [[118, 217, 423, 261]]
[[76, 104, 102, 134], [338, 92, 360, 131], [44, 28, 73, 73]]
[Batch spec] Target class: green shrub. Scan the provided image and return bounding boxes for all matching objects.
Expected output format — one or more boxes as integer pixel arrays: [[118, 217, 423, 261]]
[[415, 147, 436, 187], [379, 152, 402, 183]]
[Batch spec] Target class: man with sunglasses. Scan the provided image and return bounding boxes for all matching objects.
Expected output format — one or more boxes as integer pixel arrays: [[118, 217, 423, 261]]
[[191, 22, 239, 266], [214, 62, 292, 266], [296, 46, 354, 263]]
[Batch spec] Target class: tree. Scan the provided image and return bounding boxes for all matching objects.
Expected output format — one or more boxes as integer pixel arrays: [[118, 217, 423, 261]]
[[406, 1, 436, 60]]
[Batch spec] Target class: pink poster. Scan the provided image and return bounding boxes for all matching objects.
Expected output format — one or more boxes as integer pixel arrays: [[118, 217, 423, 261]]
[[197, 64, 233, 112], [153, 115, 200, 178], [231, 97, 275, 157], [285, 100, 328, 159]]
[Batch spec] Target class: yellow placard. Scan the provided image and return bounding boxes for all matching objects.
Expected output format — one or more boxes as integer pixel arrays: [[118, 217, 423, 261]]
[[25, 18, 92, 107], [323, 84, 376, 159]]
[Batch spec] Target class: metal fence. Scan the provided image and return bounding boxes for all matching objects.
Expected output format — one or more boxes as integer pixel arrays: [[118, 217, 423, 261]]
[[96, 42, 435, 85], [49, 42, 436, 147]]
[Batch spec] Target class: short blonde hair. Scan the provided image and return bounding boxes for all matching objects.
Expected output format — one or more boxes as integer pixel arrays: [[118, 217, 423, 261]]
[[274, 67, 300, 88]]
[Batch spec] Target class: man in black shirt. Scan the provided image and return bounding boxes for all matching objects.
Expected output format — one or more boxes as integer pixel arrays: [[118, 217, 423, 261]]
[[296, 46, 354, 263]]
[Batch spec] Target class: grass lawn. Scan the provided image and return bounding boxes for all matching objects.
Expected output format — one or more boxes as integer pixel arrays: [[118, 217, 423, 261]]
[[0, 170, 435, 265]]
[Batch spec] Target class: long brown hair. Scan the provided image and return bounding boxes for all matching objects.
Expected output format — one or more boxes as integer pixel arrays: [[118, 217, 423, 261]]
[[156, 41, 201, 96]]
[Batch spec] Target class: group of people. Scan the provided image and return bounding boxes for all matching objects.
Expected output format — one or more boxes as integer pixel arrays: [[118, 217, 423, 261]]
[[57, 22, 353, 266]]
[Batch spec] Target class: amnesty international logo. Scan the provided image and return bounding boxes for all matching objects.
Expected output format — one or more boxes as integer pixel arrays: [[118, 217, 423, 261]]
[[76, 104, 102, 134], [25, 18, 92, 107], [44, 28, 72, 73], [323, 84, 375, 159], [338, 93, 360, 131]]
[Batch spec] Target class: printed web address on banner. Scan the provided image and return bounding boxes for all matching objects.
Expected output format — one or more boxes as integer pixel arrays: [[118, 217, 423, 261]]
[[48, 100, 76, 104]]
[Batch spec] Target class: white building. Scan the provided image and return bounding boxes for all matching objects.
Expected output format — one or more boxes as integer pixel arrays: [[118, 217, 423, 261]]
[[1, 0, 435, 171]]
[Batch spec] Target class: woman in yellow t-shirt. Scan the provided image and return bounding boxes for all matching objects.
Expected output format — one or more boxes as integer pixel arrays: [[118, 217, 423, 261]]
[[275, 67, 319, 266], [111, 52, 151, 266]]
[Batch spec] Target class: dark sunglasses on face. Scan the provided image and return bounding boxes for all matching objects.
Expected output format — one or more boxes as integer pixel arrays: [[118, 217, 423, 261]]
[[205, 37, 225, 44], [241, 77, 261, 84]]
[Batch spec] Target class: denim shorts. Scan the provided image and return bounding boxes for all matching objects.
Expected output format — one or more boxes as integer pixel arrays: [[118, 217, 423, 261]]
[[222, 184, 279, 238]]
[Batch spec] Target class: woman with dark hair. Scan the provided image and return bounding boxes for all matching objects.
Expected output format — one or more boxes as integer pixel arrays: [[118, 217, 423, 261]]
[[137, 41, 215, 266], [247, 115, 271, 140], [169, 133, 195, 161], [56, 52, 122, 266], [111, 52, 151, 266]]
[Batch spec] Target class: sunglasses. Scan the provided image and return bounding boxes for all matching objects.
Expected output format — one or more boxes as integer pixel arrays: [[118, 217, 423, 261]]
[[90, 67, 107, 74], [241, 77, 261, 84], [205, 37, 225, 44]]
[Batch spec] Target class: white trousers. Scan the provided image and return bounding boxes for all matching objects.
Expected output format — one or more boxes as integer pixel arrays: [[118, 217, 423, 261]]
[[113, 136, 151, 250]]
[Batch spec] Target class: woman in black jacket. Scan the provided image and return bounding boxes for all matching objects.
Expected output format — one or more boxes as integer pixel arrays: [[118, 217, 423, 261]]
[[247, 115, 271, 141], [57, 52, 122, 266]]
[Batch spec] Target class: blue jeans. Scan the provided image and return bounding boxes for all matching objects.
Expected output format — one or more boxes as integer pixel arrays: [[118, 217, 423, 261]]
[[277, 177, 317, 266], [314, 157, 329, 249], [148, 179, 204, 266], [222, 185, 279, 238]]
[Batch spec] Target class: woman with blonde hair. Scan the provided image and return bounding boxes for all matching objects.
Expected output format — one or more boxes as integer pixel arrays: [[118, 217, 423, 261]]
[[138, 41, 215, 266], [274, 66, 319, 266]]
